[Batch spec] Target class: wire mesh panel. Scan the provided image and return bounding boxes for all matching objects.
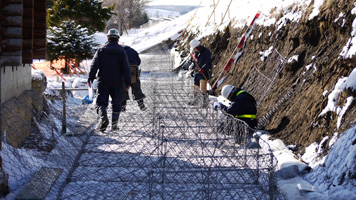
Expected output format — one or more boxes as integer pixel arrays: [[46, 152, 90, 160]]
[[1, 52, 282, 200], [241, 49, 287, 107]]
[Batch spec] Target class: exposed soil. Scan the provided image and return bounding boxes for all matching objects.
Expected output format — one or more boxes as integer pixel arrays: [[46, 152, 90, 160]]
[[179, 0, 356, 155]]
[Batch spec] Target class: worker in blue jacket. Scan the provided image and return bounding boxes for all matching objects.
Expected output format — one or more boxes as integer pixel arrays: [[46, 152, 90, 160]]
[[121, 45, 147, 111], [216, 85, 258, 129], [188, 39, 212, 107], [88, 29, 131, 131]]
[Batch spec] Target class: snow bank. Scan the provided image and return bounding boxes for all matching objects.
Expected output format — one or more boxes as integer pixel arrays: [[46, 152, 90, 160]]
[[303, 124, 356, 199]]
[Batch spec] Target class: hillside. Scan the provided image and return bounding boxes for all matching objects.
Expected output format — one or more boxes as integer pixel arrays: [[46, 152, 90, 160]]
[[177, 0, 356, 156]]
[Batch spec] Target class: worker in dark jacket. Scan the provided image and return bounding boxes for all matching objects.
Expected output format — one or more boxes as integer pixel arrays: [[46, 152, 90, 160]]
[[121, 45, 147, 111], [217, 85, 258, 129], [88, 28, 131, 132], [188, 39, 212, 107]]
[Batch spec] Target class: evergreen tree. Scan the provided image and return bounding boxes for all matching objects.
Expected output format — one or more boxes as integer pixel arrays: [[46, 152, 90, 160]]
[[47, 20, 97, 73], [46, 0, 113, 72], [47, 0, 114, 34]]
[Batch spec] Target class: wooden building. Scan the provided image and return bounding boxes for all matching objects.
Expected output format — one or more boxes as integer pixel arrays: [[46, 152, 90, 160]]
[[0, 0, 47, 195], [0, 0, 46, 66]]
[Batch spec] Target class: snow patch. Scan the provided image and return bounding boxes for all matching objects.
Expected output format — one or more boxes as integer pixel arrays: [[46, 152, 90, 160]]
[[277, 8, 303, 30], [302, 139, 327, 168], [288, 55, 299, 63], [337, 97, 354, 128], [334, 12, 346, 27], [322, 90, 328, 96], [328, 132, 338, 148], [339, 3, 356, 59], [319, 68, 356, 128], [305, 63, 317, 73], [308, 0, 325, 20], [31, 69, 46, 81], [259, 46, 274, 61], [334, 12, 345, 23]]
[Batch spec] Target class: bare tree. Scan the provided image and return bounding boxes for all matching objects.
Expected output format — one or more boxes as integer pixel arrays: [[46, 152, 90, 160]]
[[103, 0, 150, 35]]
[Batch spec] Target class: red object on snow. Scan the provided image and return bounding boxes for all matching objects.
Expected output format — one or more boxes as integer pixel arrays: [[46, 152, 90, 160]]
[[65, 61, 80, 77], [54, 68, 66, 81]]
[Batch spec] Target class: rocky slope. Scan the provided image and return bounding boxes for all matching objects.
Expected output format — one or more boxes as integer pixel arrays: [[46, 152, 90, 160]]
[[178, 0, 356, 156]]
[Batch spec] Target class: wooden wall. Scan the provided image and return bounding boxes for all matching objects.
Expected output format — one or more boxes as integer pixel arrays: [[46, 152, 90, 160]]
[[0, 0, 47, 66]]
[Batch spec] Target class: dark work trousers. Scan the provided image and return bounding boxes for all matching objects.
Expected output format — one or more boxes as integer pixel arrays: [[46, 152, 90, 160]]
[[122, 79, 146, 101], [96, 85, 123, 113]]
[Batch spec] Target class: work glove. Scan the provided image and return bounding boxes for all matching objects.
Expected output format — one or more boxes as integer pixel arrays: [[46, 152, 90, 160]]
[[199, 69, 204, 74], [213, 102, 222, 111]]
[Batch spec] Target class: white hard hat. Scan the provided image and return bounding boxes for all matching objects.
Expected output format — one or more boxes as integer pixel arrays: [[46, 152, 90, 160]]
[[221, 85, 235, 100], [190, 39, 200, 49], [107, 28, 120, 39]]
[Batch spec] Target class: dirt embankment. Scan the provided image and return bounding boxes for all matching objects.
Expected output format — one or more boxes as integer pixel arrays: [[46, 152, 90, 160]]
[[180, 1, 356, 155]]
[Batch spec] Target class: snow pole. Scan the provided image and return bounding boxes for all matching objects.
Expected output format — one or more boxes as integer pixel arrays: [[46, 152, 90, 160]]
[[220, 0, 233, 25], [211, 11, 261, 91], [53, 67, 66, 81], [205, 0, 221, 27], [65, 61, 80, 77], [72, 62, 85, 74]]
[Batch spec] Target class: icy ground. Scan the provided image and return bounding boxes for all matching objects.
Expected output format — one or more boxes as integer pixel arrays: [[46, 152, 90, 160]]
[[3, 54, 283, 199]]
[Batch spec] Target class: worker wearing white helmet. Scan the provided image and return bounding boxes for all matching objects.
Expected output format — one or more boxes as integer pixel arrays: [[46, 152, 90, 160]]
[[217, 85, 258, 128], [189, 39, 200, 49], [188, 38, 212, 108], [88, 28, 131, 132]]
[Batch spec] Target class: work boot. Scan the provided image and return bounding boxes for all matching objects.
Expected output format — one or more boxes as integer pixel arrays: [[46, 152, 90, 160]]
[[138, 99, 147, 111], [188, 91, 199, 106], [97, 109, 109, 132], [111, 112, 120, 131]]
